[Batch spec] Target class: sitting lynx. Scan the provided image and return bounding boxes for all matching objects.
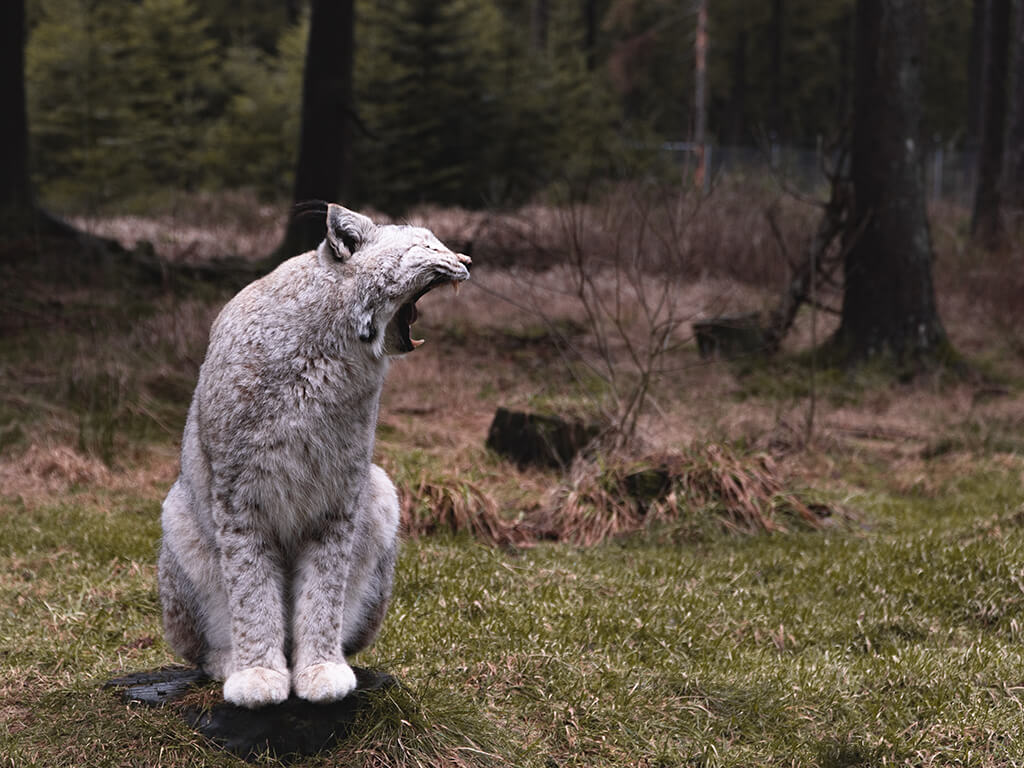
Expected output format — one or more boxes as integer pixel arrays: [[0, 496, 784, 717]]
[[158, 204, 470, 708]]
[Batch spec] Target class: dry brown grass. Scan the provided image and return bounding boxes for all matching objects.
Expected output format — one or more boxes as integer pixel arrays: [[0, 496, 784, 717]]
[[0, 442, 179, 502], [392, 442, 832, 548], [532, 443, 827, 546], [399, 473, 532, 548], [6, 189, 1022, 550], [70, 190, 285, 265]]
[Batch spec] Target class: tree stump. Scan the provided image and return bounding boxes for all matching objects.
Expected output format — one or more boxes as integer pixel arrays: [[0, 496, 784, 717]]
[[485, 407, 600, 469], [693, 314, 766, 360]]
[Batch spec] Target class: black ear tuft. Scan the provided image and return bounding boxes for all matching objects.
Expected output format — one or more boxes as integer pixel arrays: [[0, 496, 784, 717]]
[[293, 199, 328, 216]]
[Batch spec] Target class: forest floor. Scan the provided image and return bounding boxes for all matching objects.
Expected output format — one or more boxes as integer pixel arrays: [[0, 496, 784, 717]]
[[1, 193, 1023, 766]]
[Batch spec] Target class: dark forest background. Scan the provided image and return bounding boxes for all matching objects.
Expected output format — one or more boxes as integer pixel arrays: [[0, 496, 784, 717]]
[[20, 0, 990, 215]]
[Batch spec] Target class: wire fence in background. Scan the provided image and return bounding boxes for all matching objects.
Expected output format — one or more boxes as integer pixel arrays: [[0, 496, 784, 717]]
[[663, 142, 977, 206]]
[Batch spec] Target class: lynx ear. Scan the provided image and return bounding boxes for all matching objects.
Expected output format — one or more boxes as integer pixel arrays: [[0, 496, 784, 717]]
[[322, 204, 374, 262]]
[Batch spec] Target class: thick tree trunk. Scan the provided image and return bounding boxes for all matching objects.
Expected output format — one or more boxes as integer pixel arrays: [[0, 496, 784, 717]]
[[277, 0, 355, 261], [1004, 0, 1024, 222], [832, 0, 948, 363], [1, 0, 33, 236], [971, 0, 1011, 248]]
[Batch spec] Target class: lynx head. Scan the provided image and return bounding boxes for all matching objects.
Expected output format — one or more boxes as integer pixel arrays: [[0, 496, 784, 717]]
[[315, 203, 471, 356]]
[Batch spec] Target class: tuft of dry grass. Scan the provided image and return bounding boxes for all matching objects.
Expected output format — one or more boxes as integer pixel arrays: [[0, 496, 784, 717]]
[[396, 443, 833, 548], [0, 443, 112, 495], [534, 443, 829, 546], [399, 472, 532, 549]]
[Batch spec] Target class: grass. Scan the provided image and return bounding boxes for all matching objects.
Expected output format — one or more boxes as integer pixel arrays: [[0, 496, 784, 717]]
[[3, 461, 1024, 766], [2, 195, 1024, 765]]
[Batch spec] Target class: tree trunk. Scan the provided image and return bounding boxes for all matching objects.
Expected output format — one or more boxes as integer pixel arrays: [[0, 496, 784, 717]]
[[769, 0, 784, 140], [832, 0, 948, 364], [835, 9, 854, 128], [966, 0, 986, 153], [1003, 0, 1024, 222], [276, 0, 355, 261], [726, 25, 747, 145], [531, 0, 549, 53], [971, 0, 1011, 248], [1, 0, 33, 235], [583, 0, 598, 70], [693, 0, 708, 188]]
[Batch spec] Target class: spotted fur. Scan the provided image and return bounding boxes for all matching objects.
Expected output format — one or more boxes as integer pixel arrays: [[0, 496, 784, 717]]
[[158, 204, 469, 708]]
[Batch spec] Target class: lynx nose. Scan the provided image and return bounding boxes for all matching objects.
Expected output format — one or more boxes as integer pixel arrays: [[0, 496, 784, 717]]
[[456, 253, 472, 270]]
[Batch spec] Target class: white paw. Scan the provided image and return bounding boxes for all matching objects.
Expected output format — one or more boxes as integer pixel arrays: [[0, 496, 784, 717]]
[[223, 666, 290, 708], [293, 661, 357, 703]]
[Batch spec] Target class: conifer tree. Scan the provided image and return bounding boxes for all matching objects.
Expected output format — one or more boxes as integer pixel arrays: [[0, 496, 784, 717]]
[[357, 0, 504, 211], [203, 18, 307, 196]]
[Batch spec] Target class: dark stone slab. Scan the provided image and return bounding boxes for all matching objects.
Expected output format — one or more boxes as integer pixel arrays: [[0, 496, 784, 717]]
[[105, 665, 209, 706], [106, 666, 396, 763], [486, 407, 600, 469]]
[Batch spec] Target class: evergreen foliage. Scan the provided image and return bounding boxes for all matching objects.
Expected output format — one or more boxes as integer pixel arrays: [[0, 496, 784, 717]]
[[356, 0, 506, 210], [27, 0, 217, 209], [355, 0, 617, 212], [202, 19, 307, 197], [21, 0, 981, 213]]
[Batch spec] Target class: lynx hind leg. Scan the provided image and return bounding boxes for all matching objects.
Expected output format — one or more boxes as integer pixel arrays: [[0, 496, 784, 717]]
[[342, 464, 401, 657], [159, 483, 233, 680], [158, 539, 207, 668]]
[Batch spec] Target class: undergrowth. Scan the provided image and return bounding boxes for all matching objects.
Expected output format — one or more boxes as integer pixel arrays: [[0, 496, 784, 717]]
[[394, 442, 836, 548]]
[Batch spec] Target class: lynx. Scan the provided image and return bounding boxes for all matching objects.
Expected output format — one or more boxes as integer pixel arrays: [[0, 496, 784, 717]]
[[158, 204, 470, 708]]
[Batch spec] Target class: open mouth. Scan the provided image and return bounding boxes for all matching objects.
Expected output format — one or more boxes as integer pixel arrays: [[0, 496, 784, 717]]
[[394, 276, 463, 352]]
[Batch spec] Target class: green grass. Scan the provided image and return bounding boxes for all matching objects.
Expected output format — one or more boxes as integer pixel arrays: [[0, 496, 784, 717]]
[[2, 463, 1024, 767]]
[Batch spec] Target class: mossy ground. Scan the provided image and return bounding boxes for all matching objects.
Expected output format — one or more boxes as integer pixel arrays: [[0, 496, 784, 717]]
[[2, 217, 1023, 766]]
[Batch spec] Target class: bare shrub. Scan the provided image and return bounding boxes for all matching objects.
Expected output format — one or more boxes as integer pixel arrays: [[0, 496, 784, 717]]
[[401, 179, 810, 284], [478, 181, 802, 445]]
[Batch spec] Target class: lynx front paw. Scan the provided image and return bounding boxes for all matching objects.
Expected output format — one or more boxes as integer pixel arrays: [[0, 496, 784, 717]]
[[293, 661, 357, 703], [223, 666, 290, 708]]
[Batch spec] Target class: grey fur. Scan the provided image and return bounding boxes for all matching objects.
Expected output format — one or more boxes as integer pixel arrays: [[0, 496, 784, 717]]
[[158, 204, 470, 708]]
